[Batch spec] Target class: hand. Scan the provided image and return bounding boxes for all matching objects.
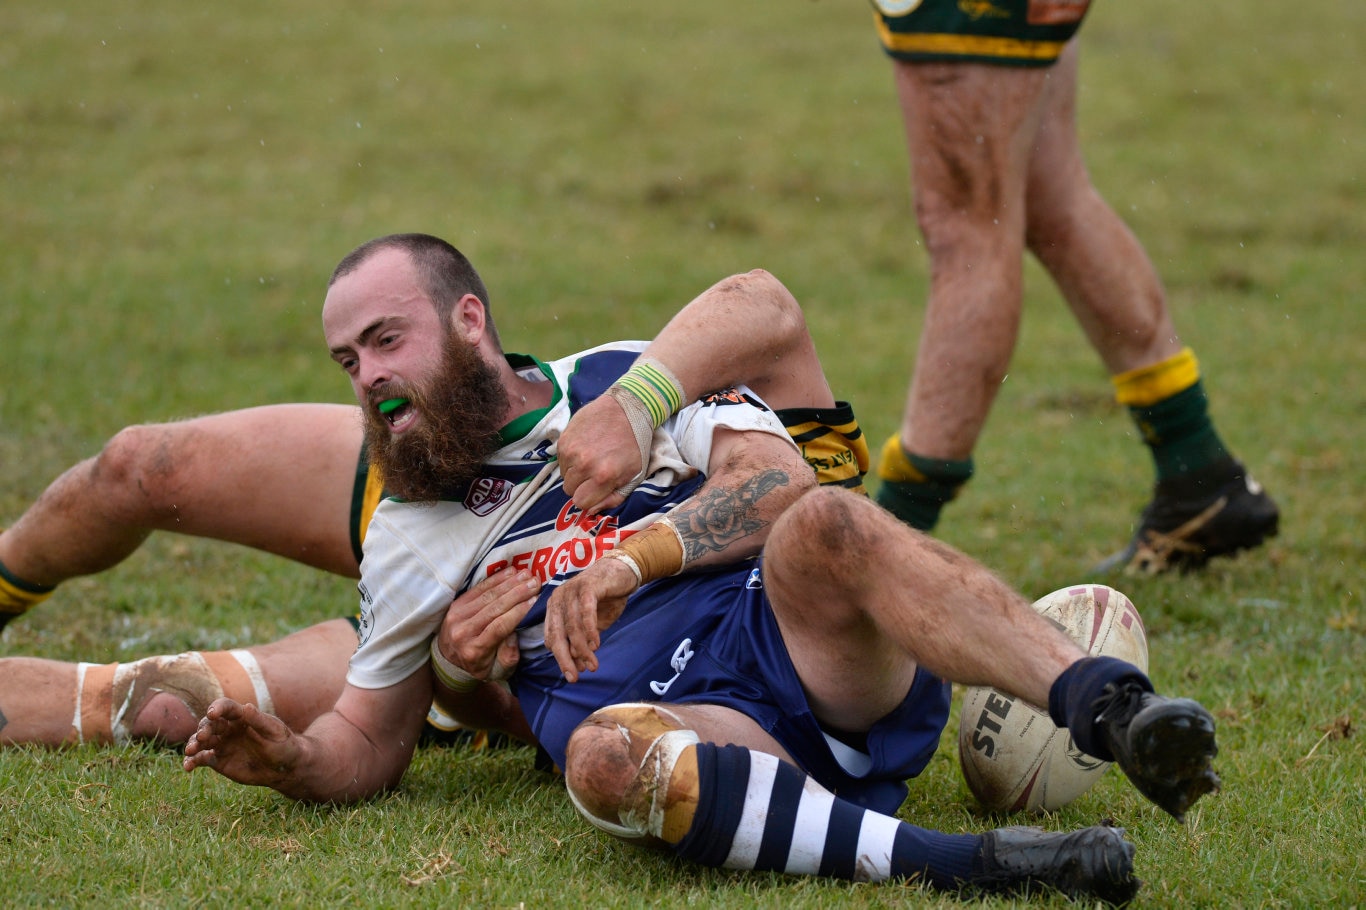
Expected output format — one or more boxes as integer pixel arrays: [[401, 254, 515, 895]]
[[182, 697, 302, 787], [543, 556, 639, 683], [436, 566, 540, 683], [557, 395, 644, 516]]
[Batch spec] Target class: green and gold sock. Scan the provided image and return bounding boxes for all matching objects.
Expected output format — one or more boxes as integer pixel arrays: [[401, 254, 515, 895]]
[[1113, 348, 1231, 481], [874, 435, 974, 531]]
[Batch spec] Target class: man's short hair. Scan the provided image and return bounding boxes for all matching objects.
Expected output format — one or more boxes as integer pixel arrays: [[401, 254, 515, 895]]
[[329, 233, 500, 346]]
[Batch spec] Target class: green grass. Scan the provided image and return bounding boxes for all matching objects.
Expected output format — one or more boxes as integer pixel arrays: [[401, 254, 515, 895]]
[[2, 0, 1363, 906]]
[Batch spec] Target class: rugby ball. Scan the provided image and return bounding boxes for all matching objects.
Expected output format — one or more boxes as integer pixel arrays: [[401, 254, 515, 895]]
[[958, 584, 1149, 814]]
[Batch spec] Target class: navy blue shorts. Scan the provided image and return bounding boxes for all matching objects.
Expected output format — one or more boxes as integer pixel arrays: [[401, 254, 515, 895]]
[[515, 561, 951, 814]]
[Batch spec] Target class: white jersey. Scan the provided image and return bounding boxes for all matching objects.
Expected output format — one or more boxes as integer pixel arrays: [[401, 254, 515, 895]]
[[347, 340, 793, 691]]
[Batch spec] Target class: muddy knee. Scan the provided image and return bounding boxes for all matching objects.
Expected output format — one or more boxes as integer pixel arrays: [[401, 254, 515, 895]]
[[564, 703, 701, 845], [90, 423, 193, 520]]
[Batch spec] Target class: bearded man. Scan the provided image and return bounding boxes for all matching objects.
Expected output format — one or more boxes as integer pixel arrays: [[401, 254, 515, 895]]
[[186, 233, 1220, 903]]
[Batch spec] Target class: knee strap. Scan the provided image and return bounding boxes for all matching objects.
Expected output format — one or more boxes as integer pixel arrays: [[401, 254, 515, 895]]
[[72, 650, 273, 744], [565, 702, 701, 842]]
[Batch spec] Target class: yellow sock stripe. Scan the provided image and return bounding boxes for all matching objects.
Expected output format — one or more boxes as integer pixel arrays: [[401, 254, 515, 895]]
[[874, 14, 1067, 63], [615, 361, 683, 428], [0, 572, 54, 613], [876, 434, 928, 483], [1112, 348, 1201, 407]]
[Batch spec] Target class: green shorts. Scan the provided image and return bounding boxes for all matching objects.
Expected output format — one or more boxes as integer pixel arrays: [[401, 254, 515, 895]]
[[871, 0, 1091, 66]]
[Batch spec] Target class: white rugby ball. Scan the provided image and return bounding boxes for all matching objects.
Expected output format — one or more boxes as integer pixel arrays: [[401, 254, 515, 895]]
[[958, 584, 1149, 814]]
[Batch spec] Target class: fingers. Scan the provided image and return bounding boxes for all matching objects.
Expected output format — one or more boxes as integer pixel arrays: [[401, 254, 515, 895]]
[[544, 584, 598, 684], [182, 697, 249, 771], [543, 559, 639, 682], [440, 567, 539, 679], [558, 396, 645, 516], [493, 632, 520, 681]]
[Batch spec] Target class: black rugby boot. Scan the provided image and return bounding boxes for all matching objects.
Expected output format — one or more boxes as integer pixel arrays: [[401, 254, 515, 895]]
[[967, 825, 1140, 906], [1095, 459, 1279, 575], [1094, 681, 1221, 821]]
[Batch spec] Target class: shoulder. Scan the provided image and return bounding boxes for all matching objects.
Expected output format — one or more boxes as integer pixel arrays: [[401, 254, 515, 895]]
[[557, 341, 649, 413]]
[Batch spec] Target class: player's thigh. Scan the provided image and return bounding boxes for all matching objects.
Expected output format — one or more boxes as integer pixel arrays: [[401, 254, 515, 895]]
[[249, 617, 359, 731], [760, 490, 922, 730], [1024, 41, 1089, 212], [661, 702, 795, 762], [894, 59, 1050, 218], [138, 403, 365, 575]]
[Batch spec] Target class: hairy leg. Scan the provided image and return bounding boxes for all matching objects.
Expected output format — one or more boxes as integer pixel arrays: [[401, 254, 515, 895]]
[[0, 618, 356, 748], [890, 58, 1049, 459], [1023, 42, 1182, 374], [762, 487, 1083, 726], [0, 403, 366, 588]]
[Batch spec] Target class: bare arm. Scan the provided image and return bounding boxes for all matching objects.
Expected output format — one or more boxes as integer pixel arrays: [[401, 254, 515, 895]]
[[559, 270, 835, 514], [183, 669, 431, 804], [546, 426, 816, 681]]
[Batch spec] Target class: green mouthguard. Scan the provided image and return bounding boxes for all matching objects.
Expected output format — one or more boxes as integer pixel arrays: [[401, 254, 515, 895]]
[[378, 398, 408, 415]]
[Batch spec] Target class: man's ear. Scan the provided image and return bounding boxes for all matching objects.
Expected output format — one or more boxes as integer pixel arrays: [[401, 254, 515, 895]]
[[449, 293, 487, 344]]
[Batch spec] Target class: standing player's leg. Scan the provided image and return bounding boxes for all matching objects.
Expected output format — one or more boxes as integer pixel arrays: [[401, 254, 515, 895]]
[[874, 59, 1050, 530], [0, 618, 357, 748], [1023, 43, 1279, 573], [1, 403, 367, 629]]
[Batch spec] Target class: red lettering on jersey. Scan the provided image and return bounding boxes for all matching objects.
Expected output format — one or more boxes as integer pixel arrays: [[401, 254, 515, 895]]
[[484, 525, 639, 584]]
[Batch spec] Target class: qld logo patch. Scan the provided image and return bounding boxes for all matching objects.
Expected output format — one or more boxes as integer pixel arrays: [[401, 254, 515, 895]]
[[465, 476, 513, 516]]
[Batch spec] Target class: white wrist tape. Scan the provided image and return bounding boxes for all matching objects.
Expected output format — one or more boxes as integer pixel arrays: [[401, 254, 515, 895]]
[[430, 637, 480, 693], [600, 549, 644, 586]]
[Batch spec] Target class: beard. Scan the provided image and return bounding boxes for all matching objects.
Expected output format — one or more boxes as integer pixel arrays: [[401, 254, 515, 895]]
[[363, 333, 509, 504]]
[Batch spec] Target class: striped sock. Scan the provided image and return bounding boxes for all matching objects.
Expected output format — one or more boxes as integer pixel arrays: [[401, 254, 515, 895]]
[[673, 743, 980, 889]]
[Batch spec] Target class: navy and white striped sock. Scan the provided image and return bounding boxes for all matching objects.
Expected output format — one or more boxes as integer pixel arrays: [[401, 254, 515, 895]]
[[672, 743, 979, 889]]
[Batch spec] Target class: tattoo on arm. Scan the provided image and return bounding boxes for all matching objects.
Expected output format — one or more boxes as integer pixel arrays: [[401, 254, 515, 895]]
[[672, 468, 790, 563]]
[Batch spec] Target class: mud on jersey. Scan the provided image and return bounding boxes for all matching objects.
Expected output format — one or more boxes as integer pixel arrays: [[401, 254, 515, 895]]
[[346, 340, 793, 691]]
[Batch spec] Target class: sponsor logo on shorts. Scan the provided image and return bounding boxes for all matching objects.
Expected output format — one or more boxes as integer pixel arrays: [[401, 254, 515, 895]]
[[650, 638, 695, 696], [960, 1, 1010, 22], [356, 583, 374, 647]]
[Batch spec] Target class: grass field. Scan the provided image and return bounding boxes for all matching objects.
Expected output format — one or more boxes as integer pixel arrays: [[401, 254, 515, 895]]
[[2, 1, 1362, 906]]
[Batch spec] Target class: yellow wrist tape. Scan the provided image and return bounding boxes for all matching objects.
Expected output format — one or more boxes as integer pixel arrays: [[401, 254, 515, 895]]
[[612, 517, 686, 584]]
